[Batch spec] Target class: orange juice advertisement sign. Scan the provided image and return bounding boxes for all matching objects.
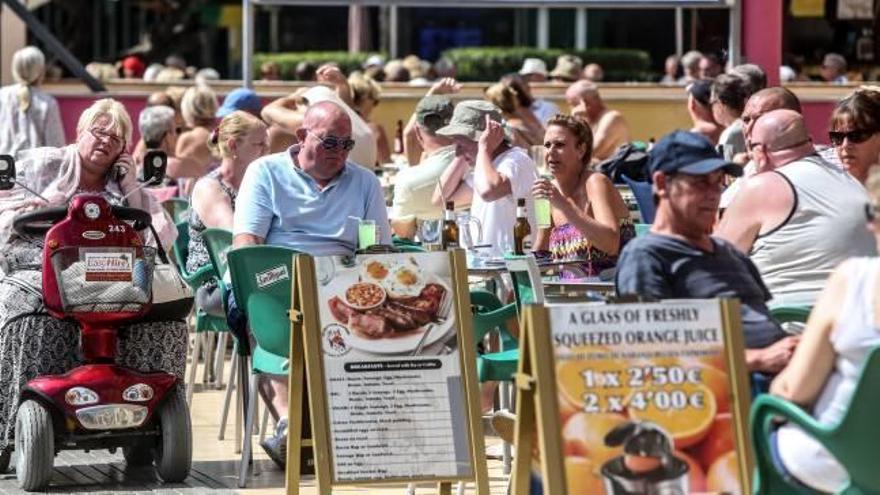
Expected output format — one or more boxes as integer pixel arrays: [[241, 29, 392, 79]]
[[548, 300, 743, 495]]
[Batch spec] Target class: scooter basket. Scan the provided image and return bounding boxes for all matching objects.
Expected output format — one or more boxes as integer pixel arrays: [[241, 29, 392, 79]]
[[50, 246, 155, 313]]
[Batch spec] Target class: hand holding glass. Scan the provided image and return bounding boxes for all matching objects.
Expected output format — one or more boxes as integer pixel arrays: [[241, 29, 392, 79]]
[[533, 176, 553, 228]]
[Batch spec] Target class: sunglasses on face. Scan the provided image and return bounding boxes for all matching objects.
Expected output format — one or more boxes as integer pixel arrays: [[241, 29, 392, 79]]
[[866, 202, 878, 223], [308, 131, 355, 152], [829, 129, 877, 146]]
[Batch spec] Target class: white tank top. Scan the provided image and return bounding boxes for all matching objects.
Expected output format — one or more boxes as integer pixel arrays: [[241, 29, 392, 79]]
[[751, 155, 876, 305], [777, 257, 880, 493]]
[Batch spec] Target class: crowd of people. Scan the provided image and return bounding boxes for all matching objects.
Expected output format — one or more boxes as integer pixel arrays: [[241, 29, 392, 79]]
[[2, 43, 880, 492]]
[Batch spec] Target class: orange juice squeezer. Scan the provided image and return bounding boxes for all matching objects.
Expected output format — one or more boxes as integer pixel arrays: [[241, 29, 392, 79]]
[[601, 421, 690, 495]]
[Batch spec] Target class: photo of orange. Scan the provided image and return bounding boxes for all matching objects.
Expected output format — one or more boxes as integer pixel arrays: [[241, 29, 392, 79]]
[[564, 456, 605, 494], [688, 413, 735, 471], [562, 412, 627, 466], [707, 450, 740, 493]]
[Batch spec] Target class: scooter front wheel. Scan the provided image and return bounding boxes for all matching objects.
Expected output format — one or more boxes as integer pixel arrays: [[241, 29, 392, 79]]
[[15, 400, 54, 491], [154, 392, 191, 483]]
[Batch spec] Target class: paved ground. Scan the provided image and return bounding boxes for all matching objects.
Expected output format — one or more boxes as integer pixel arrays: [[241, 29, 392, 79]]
[[0, 357, 511, 494]]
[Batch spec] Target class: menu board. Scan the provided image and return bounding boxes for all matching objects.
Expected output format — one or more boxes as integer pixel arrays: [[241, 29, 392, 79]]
[[546, 300, 750, 495], [313, 252, 473, 483]]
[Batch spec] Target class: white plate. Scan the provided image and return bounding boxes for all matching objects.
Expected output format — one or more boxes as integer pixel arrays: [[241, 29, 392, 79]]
[[320, 267, 455, 355]]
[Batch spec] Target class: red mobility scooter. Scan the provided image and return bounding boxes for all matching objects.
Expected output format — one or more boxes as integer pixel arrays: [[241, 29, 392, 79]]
[[0, 153, 191, 491]]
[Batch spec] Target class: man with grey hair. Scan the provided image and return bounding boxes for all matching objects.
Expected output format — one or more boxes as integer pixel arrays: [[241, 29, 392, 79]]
[[679, 50, 703, 84], [565, 80, 629, 161], [432, 100, 538, 255], [135, 105, 184, 177], [820, 53, 848, 84], [729, 63, 768, 97]]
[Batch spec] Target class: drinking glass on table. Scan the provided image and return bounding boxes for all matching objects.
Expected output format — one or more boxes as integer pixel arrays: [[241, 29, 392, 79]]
[[358, 219, 377, 249], [418, 218, 442, 245]]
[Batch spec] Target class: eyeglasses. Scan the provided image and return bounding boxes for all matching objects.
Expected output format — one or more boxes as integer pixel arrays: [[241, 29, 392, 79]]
[[866, 202, 878, 223], [307, 130, 355, 152], [89, 127, 124, 148], [829, 129, 877, 146]]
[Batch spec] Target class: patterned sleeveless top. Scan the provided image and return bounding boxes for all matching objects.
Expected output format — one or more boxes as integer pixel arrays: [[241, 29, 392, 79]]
[[185, 170, 236, 278], [549, 219, 635, 277]]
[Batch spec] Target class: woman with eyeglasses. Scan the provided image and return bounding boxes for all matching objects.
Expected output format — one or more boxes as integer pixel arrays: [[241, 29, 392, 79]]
[[828, 88, 880, 184], [187, 111, 267, 316], [0, 98, 185, 467], [768, 166, 880, 493]]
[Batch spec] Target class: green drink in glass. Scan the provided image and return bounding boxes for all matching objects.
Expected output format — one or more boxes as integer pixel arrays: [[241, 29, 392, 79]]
[[535, 174, 553, 228], [358, 219, 377, 250]]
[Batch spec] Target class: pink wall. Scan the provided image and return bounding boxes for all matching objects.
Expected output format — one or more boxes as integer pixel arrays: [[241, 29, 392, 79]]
[[742, 0, 783, 87]]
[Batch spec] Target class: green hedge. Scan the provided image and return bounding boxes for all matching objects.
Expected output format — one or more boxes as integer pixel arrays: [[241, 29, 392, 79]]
[[441, 46, 653, 82], [253, 51, 384, 80], [254, 47, 653, 82]]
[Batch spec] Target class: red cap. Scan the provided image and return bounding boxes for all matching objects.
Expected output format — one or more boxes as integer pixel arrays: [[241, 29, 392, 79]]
[[122, 56, 145, 77]]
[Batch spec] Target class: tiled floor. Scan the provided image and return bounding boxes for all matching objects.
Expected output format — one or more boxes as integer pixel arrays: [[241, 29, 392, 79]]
[[0, 358, 512, 494]]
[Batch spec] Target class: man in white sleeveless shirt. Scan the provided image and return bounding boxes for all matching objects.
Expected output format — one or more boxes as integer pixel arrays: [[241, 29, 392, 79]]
[[716, 109, 877, 305]]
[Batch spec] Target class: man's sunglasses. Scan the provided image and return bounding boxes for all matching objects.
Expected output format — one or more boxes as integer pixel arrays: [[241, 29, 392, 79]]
[[308, 131, 355, 151], [866, 202, 878, 223], [829, 129, 877, 146]]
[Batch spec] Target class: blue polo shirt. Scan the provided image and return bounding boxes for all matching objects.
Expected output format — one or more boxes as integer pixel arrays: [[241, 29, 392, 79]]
[[233, 147, 391, 256]]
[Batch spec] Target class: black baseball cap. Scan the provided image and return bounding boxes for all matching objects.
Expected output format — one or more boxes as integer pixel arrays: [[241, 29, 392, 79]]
[[649, 131, 743, 177], [687, 79, 713, 107]]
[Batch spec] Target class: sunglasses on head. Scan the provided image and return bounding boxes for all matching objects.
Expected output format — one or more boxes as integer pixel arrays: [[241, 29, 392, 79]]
[[829, 129, 877, 146], [308, 131, 355, 151]]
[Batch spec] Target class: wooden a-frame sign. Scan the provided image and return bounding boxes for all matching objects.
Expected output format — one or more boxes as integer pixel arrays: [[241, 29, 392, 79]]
[[283, 249, 489, 494], [511, 299, 755, 495]]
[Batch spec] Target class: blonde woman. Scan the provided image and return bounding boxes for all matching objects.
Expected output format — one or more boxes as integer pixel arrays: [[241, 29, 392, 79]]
[[0, 98, 184, 467], [175, 84, 218, 184], [768, 166, 880, 493], [485, 81, 544, 148], [187, 111, 267, 316], [0, 46, 64, 155], [349, 73, 391, 164]]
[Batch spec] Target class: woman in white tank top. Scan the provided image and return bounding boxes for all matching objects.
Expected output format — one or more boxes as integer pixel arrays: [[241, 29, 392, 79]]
[[769, 167, 880, 493]]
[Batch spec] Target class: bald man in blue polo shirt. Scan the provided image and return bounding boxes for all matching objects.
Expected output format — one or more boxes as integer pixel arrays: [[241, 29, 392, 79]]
[[230, 100, 390, 468]]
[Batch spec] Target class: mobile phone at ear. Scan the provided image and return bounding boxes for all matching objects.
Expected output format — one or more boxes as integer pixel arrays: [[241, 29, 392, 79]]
[[112, 164, 127, 183]]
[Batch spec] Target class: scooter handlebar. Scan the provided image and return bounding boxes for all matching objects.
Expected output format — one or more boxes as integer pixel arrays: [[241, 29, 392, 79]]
[[12, 205, 152, 237], [12, 207, 68, 237]]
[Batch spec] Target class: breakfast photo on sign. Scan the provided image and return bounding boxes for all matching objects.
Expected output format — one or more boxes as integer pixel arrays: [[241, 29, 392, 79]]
[[317, 253, 456, 356]]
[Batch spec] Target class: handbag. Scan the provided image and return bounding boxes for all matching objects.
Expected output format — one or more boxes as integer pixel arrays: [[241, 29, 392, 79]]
[[146, 225, 194, 321]]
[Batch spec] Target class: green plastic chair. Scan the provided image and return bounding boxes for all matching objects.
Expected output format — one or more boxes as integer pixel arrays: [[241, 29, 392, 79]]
[[770, 305, 812, 324], [172, 221, 214, 289], [201, 228, 243, 441], [227, 245, 301, 488], [162, 198, 190, 224], [470, 290, 519, 383], [751, 347, 880, 494]]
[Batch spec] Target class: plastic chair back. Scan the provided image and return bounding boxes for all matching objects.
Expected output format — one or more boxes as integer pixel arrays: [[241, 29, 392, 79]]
[[202, 228, 234, 280], [172, 221, 214, 288], [751, 346, 880, 494], [162, 198, 190, 224], [621, 175, 655, 224], [770, 305, 812, 324], [227, 246, 301, 359], [505, 255, 545, 310]]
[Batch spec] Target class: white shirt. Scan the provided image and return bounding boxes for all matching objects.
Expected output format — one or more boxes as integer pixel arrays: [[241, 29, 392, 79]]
[[466, 147, 538, 256], [0, 84, 65, 156]]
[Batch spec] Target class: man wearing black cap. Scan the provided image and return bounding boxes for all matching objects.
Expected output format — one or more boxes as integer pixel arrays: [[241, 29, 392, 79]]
[[616, 131, 797, 375], [686, 79, 722, 144]]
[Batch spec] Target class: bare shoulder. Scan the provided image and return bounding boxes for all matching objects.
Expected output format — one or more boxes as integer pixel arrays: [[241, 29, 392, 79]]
[[736, 170, 792, 205], [190, 175, 224, 205], [585, 170, 614, 191]]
